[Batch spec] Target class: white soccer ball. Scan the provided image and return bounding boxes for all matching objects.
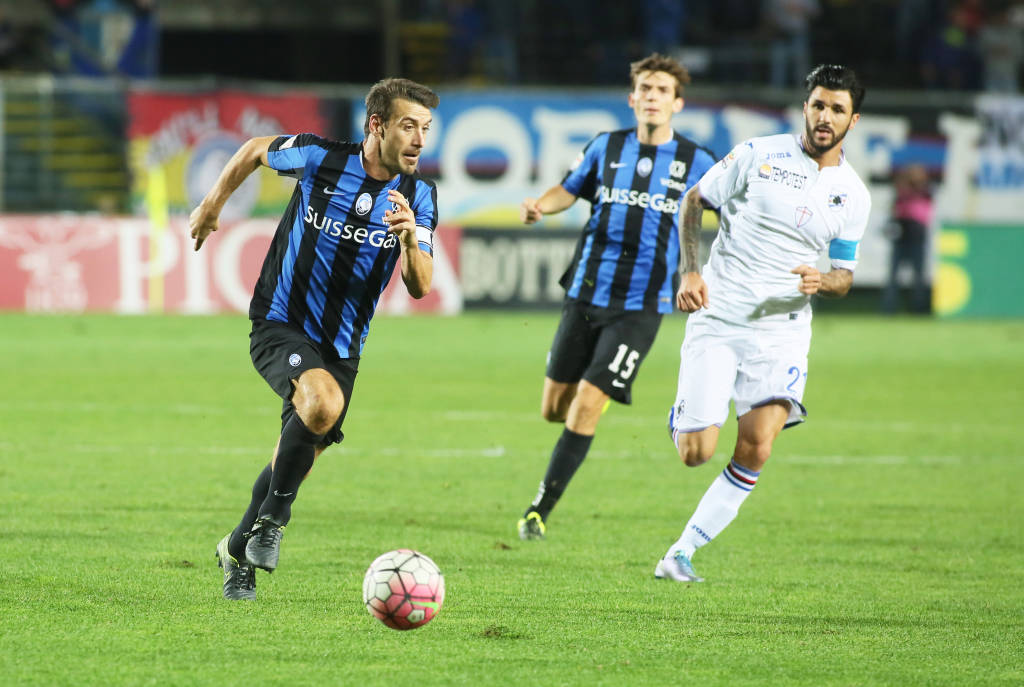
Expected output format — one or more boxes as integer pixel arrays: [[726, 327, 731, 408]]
[[362, 549, 445, 630]]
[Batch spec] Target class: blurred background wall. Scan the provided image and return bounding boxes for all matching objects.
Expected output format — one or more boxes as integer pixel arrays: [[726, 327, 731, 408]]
[[0, 0, 1021, 317]]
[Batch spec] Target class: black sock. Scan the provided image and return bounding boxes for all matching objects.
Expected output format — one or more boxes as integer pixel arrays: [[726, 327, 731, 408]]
[[228, 463, 272, 560], [526, 428, 594, 521], [257, 414, 324, 526]]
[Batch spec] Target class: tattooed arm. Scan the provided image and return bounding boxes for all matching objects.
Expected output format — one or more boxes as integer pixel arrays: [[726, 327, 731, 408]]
[[675, 185, 710, 312]]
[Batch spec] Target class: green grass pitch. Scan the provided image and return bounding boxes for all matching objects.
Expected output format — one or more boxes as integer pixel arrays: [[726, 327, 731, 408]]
[[1, 311, 1021, 686]]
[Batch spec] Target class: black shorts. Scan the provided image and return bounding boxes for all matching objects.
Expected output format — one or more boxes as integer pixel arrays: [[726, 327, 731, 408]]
[[546, 299, 662, 404], [249, 318, 358, 447]]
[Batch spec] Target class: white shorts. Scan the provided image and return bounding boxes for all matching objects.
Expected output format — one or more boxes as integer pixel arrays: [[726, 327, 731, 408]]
[[670, 311, 811, 433]]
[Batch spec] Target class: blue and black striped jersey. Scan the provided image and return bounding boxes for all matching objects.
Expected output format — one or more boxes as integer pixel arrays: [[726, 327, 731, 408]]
[[559, 128, 716, 314], [249, 133, 438, 358]]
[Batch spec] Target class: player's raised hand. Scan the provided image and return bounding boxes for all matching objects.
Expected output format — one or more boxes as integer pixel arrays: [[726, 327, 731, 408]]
[[384, 190, 416, 240], [189, 205, 219, 251], [521, 198, 543, 224], [791, 264, 822, 294], [676, 271, 709, 312]]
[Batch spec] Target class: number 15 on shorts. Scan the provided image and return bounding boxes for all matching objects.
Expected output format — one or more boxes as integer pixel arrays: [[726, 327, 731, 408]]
[[608, 344, 640, 382]]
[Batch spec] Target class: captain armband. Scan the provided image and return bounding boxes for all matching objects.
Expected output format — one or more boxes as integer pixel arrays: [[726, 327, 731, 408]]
[[416, 226, 434, 255], [828, 238, 859, 261]]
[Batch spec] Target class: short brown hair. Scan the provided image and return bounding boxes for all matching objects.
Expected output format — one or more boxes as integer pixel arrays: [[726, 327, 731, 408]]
[[629, 53, 691, 98], [363, 78, 440, 135]]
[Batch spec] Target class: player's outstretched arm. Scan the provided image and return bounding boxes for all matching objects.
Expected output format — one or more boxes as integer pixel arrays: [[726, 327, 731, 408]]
[[386, 189, 433, 298], [189, 135, 278, 251], [521, 185, 577, 224], [791, 265, 853, 297], [675, 185, 709, 312]]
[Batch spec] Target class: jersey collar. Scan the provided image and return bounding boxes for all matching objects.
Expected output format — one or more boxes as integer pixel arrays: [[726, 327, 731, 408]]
[[796, 134, 846, 169]]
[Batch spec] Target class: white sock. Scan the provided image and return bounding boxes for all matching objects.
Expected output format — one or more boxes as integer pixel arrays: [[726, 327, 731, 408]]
[[669, 458, 760, 559]]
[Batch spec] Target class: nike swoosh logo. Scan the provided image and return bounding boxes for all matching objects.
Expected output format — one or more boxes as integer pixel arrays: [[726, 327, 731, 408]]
[[273, 490, 294, 497], [323, 187, 344, 195], [583, 278, 595, 287], [411, 600, 440, 610], [610, 162, 627, 168], [611, 380, 626, 388]]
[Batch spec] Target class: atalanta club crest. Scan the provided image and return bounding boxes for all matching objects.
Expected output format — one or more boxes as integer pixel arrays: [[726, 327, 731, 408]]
[[355, 192, 373, 215]]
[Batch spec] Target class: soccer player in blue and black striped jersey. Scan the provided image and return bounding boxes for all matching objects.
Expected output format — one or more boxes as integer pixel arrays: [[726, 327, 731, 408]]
[[190, 78, 440, 600], [516, 54, 716, 541]]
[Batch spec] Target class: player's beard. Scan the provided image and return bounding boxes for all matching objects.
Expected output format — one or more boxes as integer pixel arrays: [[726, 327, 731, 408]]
[[803, 119, 850, 156], [377, 128, 416, 176]]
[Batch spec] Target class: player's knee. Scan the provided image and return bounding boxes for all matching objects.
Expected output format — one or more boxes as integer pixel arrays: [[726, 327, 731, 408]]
[[304, 402, 342, 435], [542, 408, 566, 423], [683, 453, 711, 468], [567, 396, 605, 432], [675, 430, 716, 466], [676, 438, 714, 467], [734, 441, 772, 472], [540, 395, 571, 423], [300, 394, 343, 435], [294, 377, 344, 435], [541, 399, 567, 423]]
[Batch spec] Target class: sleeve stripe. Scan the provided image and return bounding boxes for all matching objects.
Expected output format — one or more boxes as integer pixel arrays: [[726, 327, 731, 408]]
[[829, 238, 859, 261]]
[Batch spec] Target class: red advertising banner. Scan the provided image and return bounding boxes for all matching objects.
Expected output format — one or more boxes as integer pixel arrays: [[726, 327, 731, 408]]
[[0, 216, 462, 315], [128, 90, 326, 219]]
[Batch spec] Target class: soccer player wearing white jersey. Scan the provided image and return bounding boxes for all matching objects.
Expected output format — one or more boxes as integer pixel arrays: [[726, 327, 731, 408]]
[[655, 64, 869, 583]]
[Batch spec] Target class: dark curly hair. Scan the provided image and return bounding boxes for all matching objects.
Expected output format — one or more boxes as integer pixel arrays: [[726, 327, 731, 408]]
[[805, 64, 866, 113]]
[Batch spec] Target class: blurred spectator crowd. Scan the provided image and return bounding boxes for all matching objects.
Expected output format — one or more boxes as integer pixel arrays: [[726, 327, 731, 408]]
[[0, 1, 157, 77], [0, 0, 1019, 92], [413, 0, 1024, 92]]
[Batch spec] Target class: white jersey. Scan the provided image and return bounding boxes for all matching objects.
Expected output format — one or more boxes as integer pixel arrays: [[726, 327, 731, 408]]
[[697, 134, 870, 326]]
